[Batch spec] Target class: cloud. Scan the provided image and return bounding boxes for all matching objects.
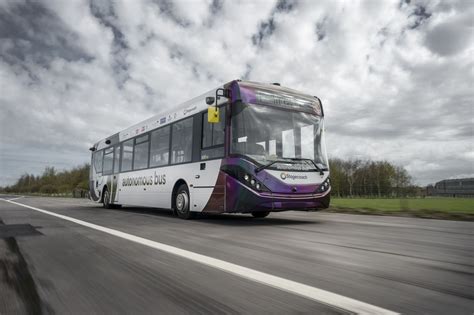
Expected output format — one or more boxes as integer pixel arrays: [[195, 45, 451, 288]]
[[0, 1, 92, 66], [0, 0, 472, 186], [425, 8, 473, 56]]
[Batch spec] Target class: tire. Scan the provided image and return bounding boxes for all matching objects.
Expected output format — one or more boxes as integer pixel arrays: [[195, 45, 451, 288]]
[[174, 184, 196, 220], [103, 188, 113, 209], [251, 211, 270, 218]]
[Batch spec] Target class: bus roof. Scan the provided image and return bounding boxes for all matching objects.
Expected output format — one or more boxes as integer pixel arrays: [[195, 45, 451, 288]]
[[92, 80, 319, 151]]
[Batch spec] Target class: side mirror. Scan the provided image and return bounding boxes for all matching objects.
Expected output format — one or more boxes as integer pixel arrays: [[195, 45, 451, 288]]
[[208, 106, 220, 123], [205, 96, 215, 105]]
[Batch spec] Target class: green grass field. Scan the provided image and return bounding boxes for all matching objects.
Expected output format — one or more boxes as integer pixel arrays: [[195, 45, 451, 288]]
[[327, 198, 473, 220]]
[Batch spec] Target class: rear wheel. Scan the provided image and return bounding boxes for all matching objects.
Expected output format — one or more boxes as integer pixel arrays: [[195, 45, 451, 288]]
[[175, 184, 196, 220], [103, 188, 112, 209], [251, 211, 270, 218]]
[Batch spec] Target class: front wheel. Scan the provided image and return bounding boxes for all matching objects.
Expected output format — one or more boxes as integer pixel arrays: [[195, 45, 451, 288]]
[[251, 211, 270, 218], [175, 184, 196, 220]]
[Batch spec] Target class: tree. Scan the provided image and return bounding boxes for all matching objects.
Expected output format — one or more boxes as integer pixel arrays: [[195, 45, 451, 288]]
[[2, 164, 90, 196]]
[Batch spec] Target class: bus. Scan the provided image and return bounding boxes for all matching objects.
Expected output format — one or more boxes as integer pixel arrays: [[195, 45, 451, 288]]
[[89, 80, 330, 219]]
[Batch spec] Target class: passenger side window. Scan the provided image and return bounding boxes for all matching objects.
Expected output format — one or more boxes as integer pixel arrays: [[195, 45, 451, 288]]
[[103, 147, 114, 175], [113, 145, 121, 173], [202, 107, 225, 160], [133, 135, 149, 170], [121, 139, 133, 172], [171, 117, 193, 164], [150, 126, 170, 167], [94, 150, 103, 173], [202, 107, 225, 147]]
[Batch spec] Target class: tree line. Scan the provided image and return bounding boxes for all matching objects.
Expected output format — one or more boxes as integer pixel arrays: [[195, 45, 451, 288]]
[[329, 158, 417, 197], [0, 164, 89, 196], [0, 159, 418, 198]]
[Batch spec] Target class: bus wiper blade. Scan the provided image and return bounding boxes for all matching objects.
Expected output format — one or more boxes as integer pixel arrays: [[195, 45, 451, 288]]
[[255, 160, 295, 173], [290, 158, 325, 175]]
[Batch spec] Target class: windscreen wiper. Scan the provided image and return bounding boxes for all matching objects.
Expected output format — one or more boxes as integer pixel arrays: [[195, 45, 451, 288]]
[[255, 160, 296, 173], [290, 158, 325, 175]]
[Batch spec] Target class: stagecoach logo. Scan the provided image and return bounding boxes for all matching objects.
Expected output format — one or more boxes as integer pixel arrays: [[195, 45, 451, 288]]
[[122, 172, 166, 187], [183, 106, 197, 115], [280, 172, 308, 180]]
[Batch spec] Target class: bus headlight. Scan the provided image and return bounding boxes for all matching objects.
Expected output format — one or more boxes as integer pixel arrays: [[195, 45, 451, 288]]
[[243, 175, 268, 192], [241, 173, 268, 192], [221, 165, 270, 192], [316, 178, 330, 193]]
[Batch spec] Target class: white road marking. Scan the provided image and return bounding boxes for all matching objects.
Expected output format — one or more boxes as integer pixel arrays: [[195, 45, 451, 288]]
[[3, 199, 398, 315], [0, 195, 23, 201]]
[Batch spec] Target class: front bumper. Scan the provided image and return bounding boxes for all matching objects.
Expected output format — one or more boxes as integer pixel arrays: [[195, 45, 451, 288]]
[[225, 175, 330, 213]]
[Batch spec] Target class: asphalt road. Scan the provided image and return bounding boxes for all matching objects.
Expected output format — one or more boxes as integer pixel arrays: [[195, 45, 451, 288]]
[[0, 195, 472, 314]]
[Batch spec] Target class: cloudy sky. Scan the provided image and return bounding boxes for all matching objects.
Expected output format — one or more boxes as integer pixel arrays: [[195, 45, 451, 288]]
[[0, 0, 472, 186]]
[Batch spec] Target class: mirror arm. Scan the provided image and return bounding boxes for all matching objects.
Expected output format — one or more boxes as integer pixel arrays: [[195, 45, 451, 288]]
[[215, 88, 230, 108]]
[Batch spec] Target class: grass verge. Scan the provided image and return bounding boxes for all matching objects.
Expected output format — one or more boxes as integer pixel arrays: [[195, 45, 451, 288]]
[[325, 198, 474, 221]]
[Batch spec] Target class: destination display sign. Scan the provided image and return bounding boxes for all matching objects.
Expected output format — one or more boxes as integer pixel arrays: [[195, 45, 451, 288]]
[[254, 90, 321, 115], [239, 84, 322, 115]]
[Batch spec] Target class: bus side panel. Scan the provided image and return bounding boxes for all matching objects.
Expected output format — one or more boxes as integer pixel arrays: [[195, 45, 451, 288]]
[[192, 159, 224, 212], [90, 173, 105, 203], [89, 180, 100, 201], [116, 169, 171, 209], [115, 160, 222, 212], [200, 171, 226, 213], [90, 152, 106, 203], [89, 153, 100, 202]]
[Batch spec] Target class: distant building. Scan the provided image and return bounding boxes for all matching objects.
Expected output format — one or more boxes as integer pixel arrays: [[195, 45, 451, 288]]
[[427, 178, 474, 197]]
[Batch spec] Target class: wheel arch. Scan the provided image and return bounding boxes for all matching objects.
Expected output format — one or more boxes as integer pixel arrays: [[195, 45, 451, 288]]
[[100, 185, 108, 203], [171, 179, 188, 209]]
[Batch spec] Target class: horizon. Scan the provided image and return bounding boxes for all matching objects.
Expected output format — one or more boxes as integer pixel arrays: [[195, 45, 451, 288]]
[[2, 158, 472, 189]]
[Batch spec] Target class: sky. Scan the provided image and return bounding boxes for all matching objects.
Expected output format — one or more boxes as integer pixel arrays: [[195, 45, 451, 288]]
[[0, 0, 473, 186]]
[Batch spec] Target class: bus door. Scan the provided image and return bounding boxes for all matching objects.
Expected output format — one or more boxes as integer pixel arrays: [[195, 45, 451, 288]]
[[197, 107, 226, 212], [111, 145, 120, 203]]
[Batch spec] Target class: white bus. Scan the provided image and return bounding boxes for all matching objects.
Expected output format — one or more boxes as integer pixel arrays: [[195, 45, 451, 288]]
[[89, 80, 330, 219]]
